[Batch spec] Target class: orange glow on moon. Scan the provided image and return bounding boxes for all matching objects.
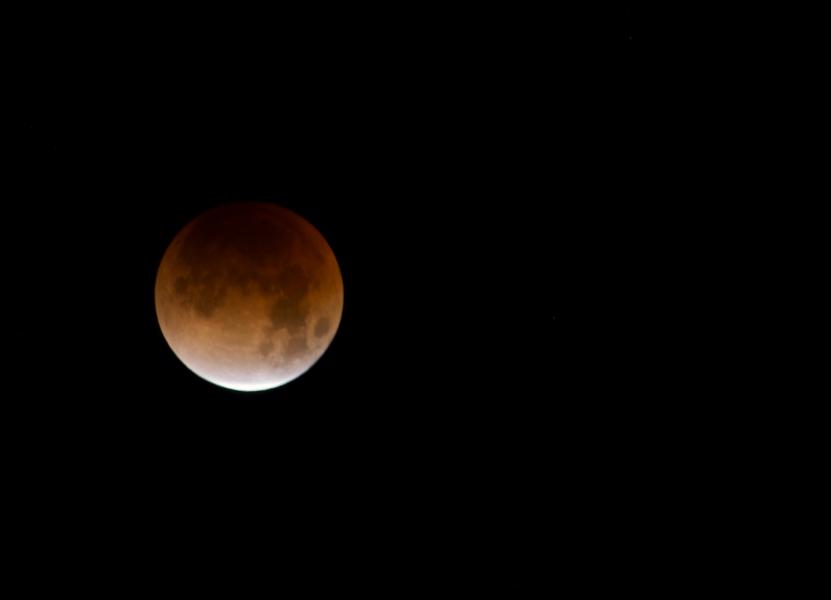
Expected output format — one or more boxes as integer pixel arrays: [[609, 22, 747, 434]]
[[155, 203, 343, 391]]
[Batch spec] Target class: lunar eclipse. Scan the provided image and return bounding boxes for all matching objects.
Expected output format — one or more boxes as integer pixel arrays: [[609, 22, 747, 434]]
[[155, 202, 343, 392]]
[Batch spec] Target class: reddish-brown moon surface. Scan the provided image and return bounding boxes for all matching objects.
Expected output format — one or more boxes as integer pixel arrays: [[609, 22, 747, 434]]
[[155, 203, 343, 392]]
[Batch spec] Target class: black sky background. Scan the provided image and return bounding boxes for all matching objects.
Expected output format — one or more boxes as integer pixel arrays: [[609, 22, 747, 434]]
[[10, 7, 654, 586]]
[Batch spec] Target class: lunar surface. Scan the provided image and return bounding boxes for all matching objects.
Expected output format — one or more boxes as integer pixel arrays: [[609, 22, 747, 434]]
[[155, 203, 343, 391]]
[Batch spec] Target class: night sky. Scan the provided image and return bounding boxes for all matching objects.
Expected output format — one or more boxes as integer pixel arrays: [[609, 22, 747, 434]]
[[12, 7, 645, 586]]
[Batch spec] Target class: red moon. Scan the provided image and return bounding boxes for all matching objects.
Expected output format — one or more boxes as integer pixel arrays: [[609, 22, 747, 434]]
[[155, 203, 343, 391]]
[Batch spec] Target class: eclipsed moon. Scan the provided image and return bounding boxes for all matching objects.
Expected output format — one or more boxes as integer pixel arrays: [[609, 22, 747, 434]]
[[155, 202, 343, 392]]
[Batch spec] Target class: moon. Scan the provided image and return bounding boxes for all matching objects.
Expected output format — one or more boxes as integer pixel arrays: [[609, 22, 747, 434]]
[[155, 202, 343, 392]]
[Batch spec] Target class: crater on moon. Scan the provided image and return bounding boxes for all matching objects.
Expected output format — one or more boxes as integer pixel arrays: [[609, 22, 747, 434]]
[[155, 202, 344, 392], [314, 317, 332, 338]]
